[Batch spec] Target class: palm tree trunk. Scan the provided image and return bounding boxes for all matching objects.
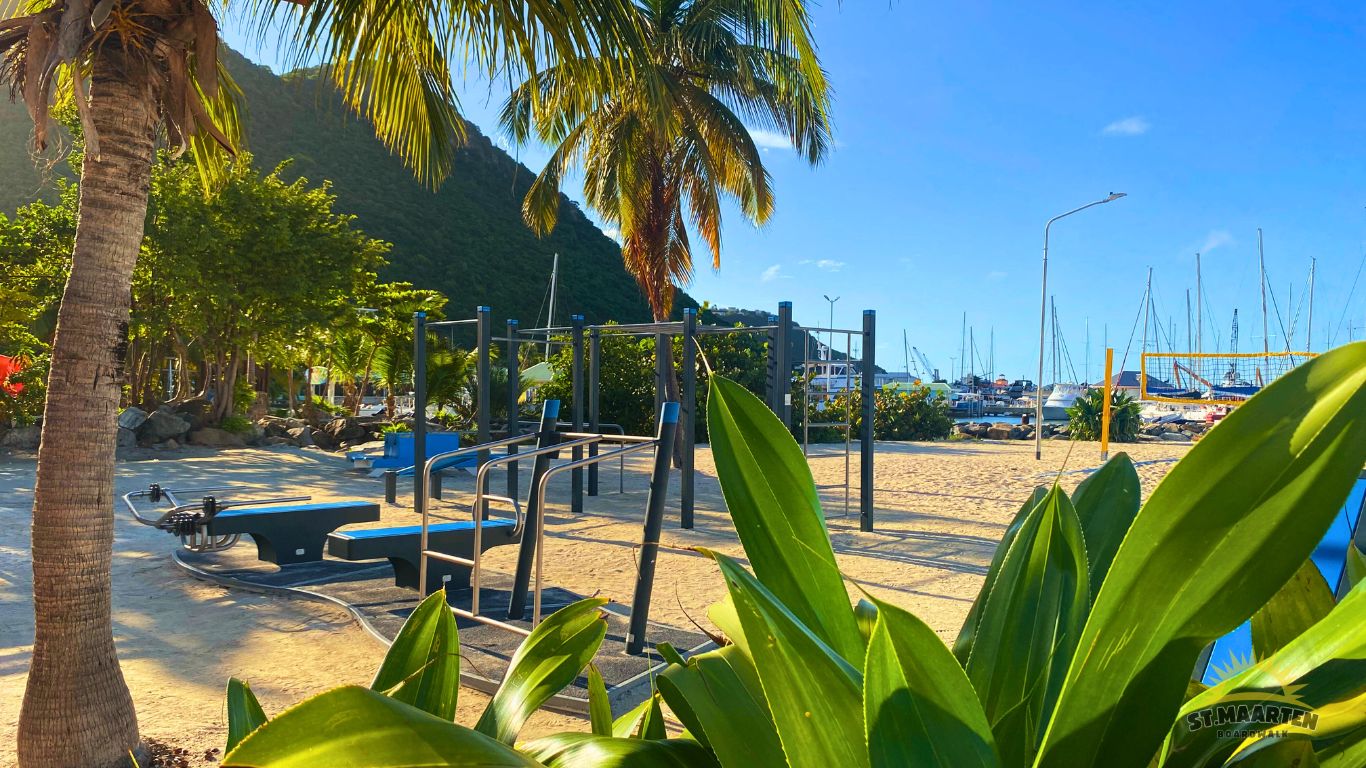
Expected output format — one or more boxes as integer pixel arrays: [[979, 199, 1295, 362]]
[[18, 47, 151, 768]]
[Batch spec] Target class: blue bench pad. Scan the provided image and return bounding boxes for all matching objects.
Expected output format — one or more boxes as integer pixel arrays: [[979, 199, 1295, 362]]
[[213, 501, 381, 519], [333, 519, 515, 540]]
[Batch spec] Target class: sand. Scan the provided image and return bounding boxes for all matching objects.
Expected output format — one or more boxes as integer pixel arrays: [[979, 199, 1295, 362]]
[[0, 436, 1190, 761]]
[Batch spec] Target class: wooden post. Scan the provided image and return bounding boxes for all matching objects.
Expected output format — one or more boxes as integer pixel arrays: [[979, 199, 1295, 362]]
[[1101, 347, 1114, 461]]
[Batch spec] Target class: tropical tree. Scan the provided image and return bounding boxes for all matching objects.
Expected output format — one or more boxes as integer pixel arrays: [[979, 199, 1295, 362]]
[[502, 0, 833, 407], [0, 0, 646, 763]]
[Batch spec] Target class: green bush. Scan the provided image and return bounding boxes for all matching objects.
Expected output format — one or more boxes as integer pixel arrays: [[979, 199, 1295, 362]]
[[219, 415, 255, 436], [1066, 387, 1142, 442], [219, 343, 1366, 767], [800, 384, 953, 443]]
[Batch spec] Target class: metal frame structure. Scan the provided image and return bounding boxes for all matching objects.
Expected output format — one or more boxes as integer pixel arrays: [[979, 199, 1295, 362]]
[[408, 301, 876, 532], [415, 399, 679, 654], [122, 484, 311, 551]]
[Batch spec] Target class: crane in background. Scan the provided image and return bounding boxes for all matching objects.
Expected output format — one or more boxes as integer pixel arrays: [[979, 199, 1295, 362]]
[[912, 346, 940, 382]]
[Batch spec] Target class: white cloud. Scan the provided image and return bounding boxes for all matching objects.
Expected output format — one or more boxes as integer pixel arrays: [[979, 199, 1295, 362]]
[[748, 128, 793, 152], [1200, 230, 1233, 253], [601, 226, 622, 244], [1102, 116, 1151, 136], [761, 264, 783, 282], [797, 258, 844, 272]]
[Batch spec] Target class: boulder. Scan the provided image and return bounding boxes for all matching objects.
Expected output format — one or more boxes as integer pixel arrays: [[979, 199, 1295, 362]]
[[188, 427, 247, 448], [986, 425, 1013, 440], [262, 436, 293, 447], [311, 428, 338, 450], [117, 407, 149, 430], [138, 410, 191, 442], [256, 416, 291, 438], [323, 417, 367, 443], [1159, 431, 1191, 442], [168, 397, 214, 430], [117, 427, 137, 448], [1, 425, 41, 450], [1008, 426, 1027, 440], [286, 426, 316, 447]]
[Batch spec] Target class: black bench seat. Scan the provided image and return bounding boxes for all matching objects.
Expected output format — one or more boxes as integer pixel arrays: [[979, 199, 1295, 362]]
[[205, 501, 381, 565], [328, 519, 519, 594]]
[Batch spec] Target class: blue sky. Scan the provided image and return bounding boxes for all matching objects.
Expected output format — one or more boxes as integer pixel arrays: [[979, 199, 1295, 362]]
[[222, 2, 1366, 381]]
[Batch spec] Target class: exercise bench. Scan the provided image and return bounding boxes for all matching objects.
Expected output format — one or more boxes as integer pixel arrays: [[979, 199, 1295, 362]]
[[328, 519, 518, 594]]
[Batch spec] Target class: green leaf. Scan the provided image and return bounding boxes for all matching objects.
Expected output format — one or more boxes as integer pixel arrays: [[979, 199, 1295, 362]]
[[225, 678, 268, 754], [656, 642, 686, 667], [476, 597, 608, 745], [1252, 558, 1336, 660], [707, 376, 864, 664], [1037, 342, 1366, 768], [964, 485, 1089, 766], [222, 686, 539, 767], [612, 697, 654, 739], [1071, 452, 1142, 598], [1345, 543, 1366, 593], [521, 734, 719, 767], [371, 588, 459, 720], [953, 486, 1049, 664], [587, 665, 613, 737], [657, 645, 784, 768], [637, 694, 667, 740], [711, 552, 869, 768], [1163, 581, 1366, 768], [855, 598, 879, 644], [1223, 737, 1320, 768], [863, 599, 1001, 768]]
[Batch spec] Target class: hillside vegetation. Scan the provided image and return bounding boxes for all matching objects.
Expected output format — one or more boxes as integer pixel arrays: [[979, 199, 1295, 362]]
[[0, 48, 695, 329]]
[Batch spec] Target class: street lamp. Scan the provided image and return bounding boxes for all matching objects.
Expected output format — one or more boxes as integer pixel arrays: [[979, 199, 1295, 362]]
[[1035, 192, 1127, 460], [823, 294, 840, 362]]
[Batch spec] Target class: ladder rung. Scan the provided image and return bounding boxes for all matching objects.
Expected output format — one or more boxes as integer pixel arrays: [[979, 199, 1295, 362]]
[[423, 550, 475, 567], [448, 607, 532, 636]]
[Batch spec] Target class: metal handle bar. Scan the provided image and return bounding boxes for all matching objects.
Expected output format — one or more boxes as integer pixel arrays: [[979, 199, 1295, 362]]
[[421, 433, 537, 479], [466, 435, 605, 536], [529, 440, 660, 624]]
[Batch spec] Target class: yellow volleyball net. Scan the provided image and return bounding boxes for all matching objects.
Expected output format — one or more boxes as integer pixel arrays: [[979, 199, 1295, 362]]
[[1139, 351, 1317, 405]]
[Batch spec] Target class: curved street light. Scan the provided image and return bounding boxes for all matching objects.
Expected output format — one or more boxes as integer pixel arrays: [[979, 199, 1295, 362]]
[[1035, 192, 1127, 460]]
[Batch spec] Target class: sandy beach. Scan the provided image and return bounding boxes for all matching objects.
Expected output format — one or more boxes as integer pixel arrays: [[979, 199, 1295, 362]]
[[0, 437, 1189, 761]]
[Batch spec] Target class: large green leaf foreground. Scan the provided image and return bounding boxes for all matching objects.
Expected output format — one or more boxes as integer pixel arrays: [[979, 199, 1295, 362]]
[[221, 342, 1366, 767]]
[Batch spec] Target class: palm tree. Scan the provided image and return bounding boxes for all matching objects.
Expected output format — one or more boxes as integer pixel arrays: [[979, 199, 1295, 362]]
[[0, 2, 643, 764], [502, 0, 832, 331]]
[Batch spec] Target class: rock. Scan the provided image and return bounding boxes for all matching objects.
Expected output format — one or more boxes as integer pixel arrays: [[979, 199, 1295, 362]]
[[1, 425, 41, 449], [1008, 426, 1027, 440], [163, 439, 179, 449], [323, 417, 367, 443], [256, 416, 292, 438], [117, 407, 149, 430], [188, 427, 247, 448], [986, 425, 1013, 440], [286, 426, 315, 447], [168, 397, 214, 430], [137, 410, 191, 442], [117, 427, 137, 447], [1050, 433, 1070, 440], [311, 428, 338, 450], [1159, 431, 1191, 442], [262, 436, 293, 447]]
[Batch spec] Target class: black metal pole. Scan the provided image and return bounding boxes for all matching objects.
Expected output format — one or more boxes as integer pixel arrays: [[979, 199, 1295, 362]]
[[766, 314, 779, 415], [655, 333, 667, 417], [570, 315, 585, 515], [412, 311, 427, 518], [506, 318, 520, 500], [588, 327, 601, 496], [477, 306, 492, 517], [861, 309, 876, 532], [681, 308, 696, 529], [507, 400, 561, 620], [777, 301, 793, 427], [625, 401, 680, 655]]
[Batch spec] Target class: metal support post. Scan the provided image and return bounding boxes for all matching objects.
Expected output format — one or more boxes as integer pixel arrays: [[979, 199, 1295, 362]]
[[681, 308, 696, 529], [860, 310, 876, 531], [508, 401, 562, 620], [570, 315, 585, 515], [412, 311, 427, 518], [588, 328, 601, 496], [506, 318, 521, 499], [625, 401, 680, 655]]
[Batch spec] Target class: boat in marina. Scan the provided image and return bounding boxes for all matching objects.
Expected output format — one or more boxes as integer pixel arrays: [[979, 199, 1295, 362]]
[[1041, 382, 1085, 420]]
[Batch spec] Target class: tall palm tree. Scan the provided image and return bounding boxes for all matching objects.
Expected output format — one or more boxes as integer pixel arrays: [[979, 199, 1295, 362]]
[[0, 1, 641, 764], [502, 0, 832, 327]]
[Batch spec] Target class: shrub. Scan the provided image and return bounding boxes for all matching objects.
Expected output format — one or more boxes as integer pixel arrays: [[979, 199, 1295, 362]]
[[800, 384, 953, 443], [1066, 387, 1142, 442], [219, 415, 255, 436], [220, 343, 1366, 767]]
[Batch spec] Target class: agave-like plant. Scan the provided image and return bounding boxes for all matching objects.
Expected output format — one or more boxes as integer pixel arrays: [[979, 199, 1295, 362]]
[[1065, 386, 1143, 442], [221, 341, 1366, 767]]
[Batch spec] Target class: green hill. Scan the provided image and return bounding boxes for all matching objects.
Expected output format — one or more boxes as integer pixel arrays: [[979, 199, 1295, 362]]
[[0, 48, 694, 328]]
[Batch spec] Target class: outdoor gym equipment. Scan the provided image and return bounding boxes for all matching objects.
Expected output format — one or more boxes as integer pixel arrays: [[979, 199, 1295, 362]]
[[123, 484, 379, 565]]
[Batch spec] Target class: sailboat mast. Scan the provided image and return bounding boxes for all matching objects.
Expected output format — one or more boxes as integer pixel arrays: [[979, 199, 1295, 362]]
[[1307, 258, 1316, 352], [545, 252, 560, 360], [959, 312, 966, 383], [1196, 253, 1203, 355], [1258, 229, 1269, 365], [1141, 267, 1152, 364]]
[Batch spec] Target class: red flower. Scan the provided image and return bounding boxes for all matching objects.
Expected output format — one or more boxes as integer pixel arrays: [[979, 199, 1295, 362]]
[[0, 355, 25, 397]]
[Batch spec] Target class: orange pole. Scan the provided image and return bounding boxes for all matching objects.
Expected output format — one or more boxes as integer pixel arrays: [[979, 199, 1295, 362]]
[[1101, 347, 1114, 461]]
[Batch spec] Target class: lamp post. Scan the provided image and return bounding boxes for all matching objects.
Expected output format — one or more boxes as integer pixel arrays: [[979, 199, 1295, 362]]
[[823, 294, 840, 361], [1035, 192, 1127, 460]]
